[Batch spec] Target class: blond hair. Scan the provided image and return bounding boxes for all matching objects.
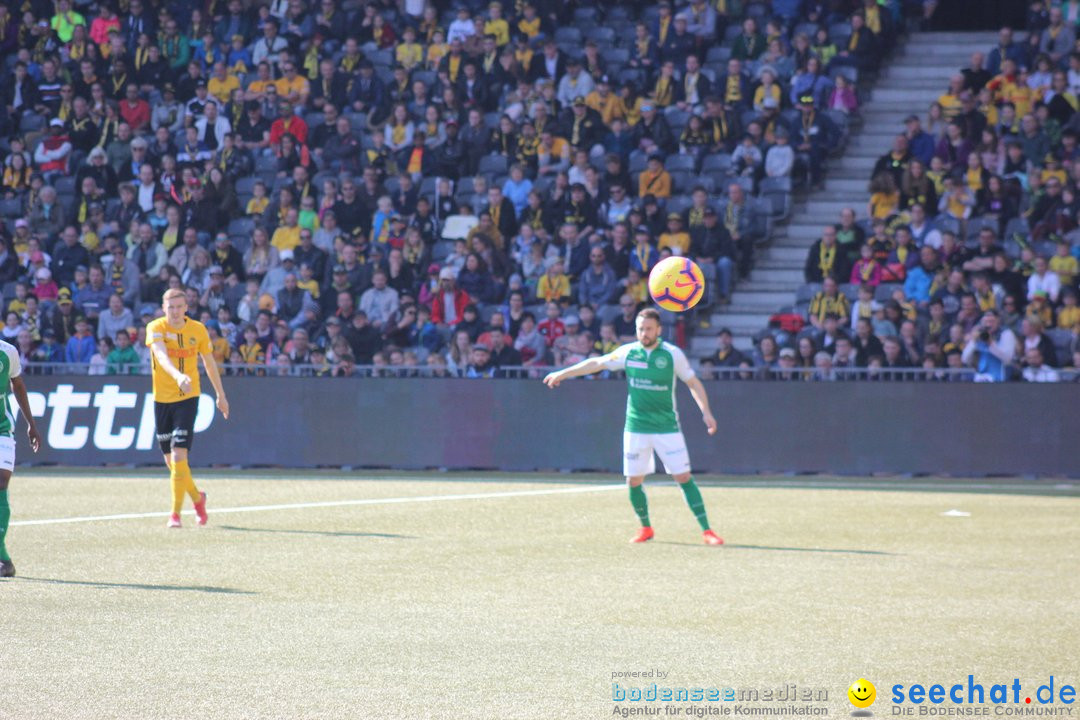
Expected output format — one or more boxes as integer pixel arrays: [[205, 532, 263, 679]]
[[162, 288, 187, 303]]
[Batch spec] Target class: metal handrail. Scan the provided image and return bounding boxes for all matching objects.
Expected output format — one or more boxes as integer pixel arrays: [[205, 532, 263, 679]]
[[18, 362, 1080, 382]]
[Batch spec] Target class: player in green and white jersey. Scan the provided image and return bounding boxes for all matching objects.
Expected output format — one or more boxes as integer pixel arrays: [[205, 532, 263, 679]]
[[544, 308, 723, 545], [0, 339, 43, 577]]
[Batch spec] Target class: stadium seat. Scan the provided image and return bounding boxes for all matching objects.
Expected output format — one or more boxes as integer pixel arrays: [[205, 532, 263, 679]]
[[478, 155, 508, 176], [591, 27, 616, 46], [665, 196, 692, 217], [19, 113, 45, 134], [572, 6, 598, 23], [54, 176, 76, 195], [796, 284, 821, 304], [0, 199, 23, 219], [602, 48, 629, 66], [1003, 217, 1030, 239], [431, 241, 455, 262], [554, 27, 582, 46], [875, 284, 901, 302], [706, 46, 732, 64], [701, 154, 732, 176], [255, 154, 278, 174], [1048, 329, 1073, 363], [665, 155, 696, 174]]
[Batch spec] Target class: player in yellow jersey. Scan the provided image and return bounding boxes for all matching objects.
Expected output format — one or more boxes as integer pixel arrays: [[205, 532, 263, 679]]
[[146, 289, 230, 529]]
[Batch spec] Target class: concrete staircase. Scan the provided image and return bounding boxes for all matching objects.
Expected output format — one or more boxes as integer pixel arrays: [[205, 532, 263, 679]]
[[701, 31, 998, 354]]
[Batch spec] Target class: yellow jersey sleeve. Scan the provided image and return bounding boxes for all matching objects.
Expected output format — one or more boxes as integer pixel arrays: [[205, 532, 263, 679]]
[[146, 317, 166, 346]]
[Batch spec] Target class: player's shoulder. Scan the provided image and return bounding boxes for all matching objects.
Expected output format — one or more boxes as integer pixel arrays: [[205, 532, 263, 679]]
[[186, 318, 210, 335], [659, 340, 687, 357], [0, 339, 16, 359]]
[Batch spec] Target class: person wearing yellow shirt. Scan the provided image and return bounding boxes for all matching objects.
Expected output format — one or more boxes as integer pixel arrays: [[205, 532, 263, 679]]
[[1049, 242, 1078, 287], [652, 61, 677, 108], [658, 214, 691, 255], [484, 2, 510, 46], [638, 155, 672, 199], [246, 181, 270, 216], [272, 209, 302, 252], [1056, 290, 1080, 330], [517, 4, 541, 39], [274, 61, 310, 106], [937, 74, 965, 121], [146, 288, 229, 529], [395, 26, 424, 70], [207, 61, 240, 104], [585, 79, 626, 125], [244, 62, 275, 101], [426, 31, 449, 71], [536, 260, 571, 303]]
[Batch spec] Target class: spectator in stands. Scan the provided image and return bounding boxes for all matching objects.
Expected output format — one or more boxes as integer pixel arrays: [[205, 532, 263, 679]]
[[804, 226, 849, 284], [961, 309, 1017, 382], [1022, 346, 1059, 382], [578, 246, 617, 307], [809, 277, 850, 330]]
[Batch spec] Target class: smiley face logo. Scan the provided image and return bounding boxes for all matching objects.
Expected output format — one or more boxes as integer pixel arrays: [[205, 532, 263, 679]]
[[848, 678, 876, 709]]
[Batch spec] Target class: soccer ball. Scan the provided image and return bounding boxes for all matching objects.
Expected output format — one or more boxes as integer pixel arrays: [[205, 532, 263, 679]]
[[648, 256, 706, 312]]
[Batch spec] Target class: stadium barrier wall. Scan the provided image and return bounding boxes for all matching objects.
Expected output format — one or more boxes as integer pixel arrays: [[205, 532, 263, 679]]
[[15, 376, 1080, 477]]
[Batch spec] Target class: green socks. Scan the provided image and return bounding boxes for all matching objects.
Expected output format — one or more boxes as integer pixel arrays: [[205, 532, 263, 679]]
[[679, 478, 711, 531], [0, 489, 10, 562], [628, 484, 650, 527]]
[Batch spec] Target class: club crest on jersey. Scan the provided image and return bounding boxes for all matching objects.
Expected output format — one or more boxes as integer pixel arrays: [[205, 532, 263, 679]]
[[654, 356, 669, 369], [188, 337, 196, 346]]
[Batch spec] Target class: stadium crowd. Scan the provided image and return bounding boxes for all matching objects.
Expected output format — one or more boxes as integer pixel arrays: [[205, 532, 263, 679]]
[[0, 0, 905, 379], [747, 9, 1080, 382]]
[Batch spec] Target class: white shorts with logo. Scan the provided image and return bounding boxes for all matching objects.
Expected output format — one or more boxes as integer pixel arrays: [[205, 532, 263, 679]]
[[623, 431, 691, 477], [0, 436, 15, 472]]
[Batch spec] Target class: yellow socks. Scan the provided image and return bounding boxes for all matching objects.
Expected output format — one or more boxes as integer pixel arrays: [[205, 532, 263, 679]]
[[169, 460, 200, 513]]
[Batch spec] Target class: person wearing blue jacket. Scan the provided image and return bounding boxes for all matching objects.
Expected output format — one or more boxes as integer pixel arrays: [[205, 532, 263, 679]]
[[904, 246, 940, 308], [64, 317, 96, 363]]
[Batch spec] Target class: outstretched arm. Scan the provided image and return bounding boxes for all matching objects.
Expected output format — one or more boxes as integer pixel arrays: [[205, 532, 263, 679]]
[[10, 377, 41, 452], [543, 356, 609, 388], [200, 352, 229, 419], [683, 375, 717, 435]]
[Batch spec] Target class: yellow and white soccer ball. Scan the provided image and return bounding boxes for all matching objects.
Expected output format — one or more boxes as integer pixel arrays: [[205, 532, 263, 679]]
[[648, 256, 706, 312]]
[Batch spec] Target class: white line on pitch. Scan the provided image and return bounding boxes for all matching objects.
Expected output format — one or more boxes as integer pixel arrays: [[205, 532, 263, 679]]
[[10, 484, 626, 527]]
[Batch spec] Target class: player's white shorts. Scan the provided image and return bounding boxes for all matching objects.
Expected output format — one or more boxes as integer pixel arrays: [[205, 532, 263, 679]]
[[623, 431, 691, 477], [0, 436, 15, 472]]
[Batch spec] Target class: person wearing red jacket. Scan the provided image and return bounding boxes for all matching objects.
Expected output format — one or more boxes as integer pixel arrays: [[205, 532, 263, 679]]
[[269, 100, 308, 152], [429, 267, 470, 327]]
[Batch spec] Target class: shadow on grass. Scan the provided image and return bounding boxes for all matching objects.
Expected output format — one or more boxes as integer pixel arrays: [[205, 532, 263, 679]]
[[219, 525, 417, 540], [655, 541, 897, 556], [18, 576, 256, 594]]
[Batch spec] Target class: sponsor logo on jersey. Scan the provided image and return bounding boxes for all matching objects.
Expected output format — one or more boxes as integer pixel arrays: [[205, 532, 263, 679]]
[[626, 360, 649, 369]]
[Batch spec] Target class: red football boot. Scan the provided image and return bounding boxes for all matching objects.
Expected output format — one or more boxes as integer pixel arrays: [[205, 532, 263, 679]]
[[629, 526, 655, 543], [703, 529, 724, 546], [194, 492, 208, 526]]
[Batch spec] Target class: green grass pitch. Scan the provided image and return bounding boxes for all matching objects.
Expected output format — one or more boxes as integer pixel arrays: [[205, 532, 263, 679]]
[[2, 470, 1077, 720]]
